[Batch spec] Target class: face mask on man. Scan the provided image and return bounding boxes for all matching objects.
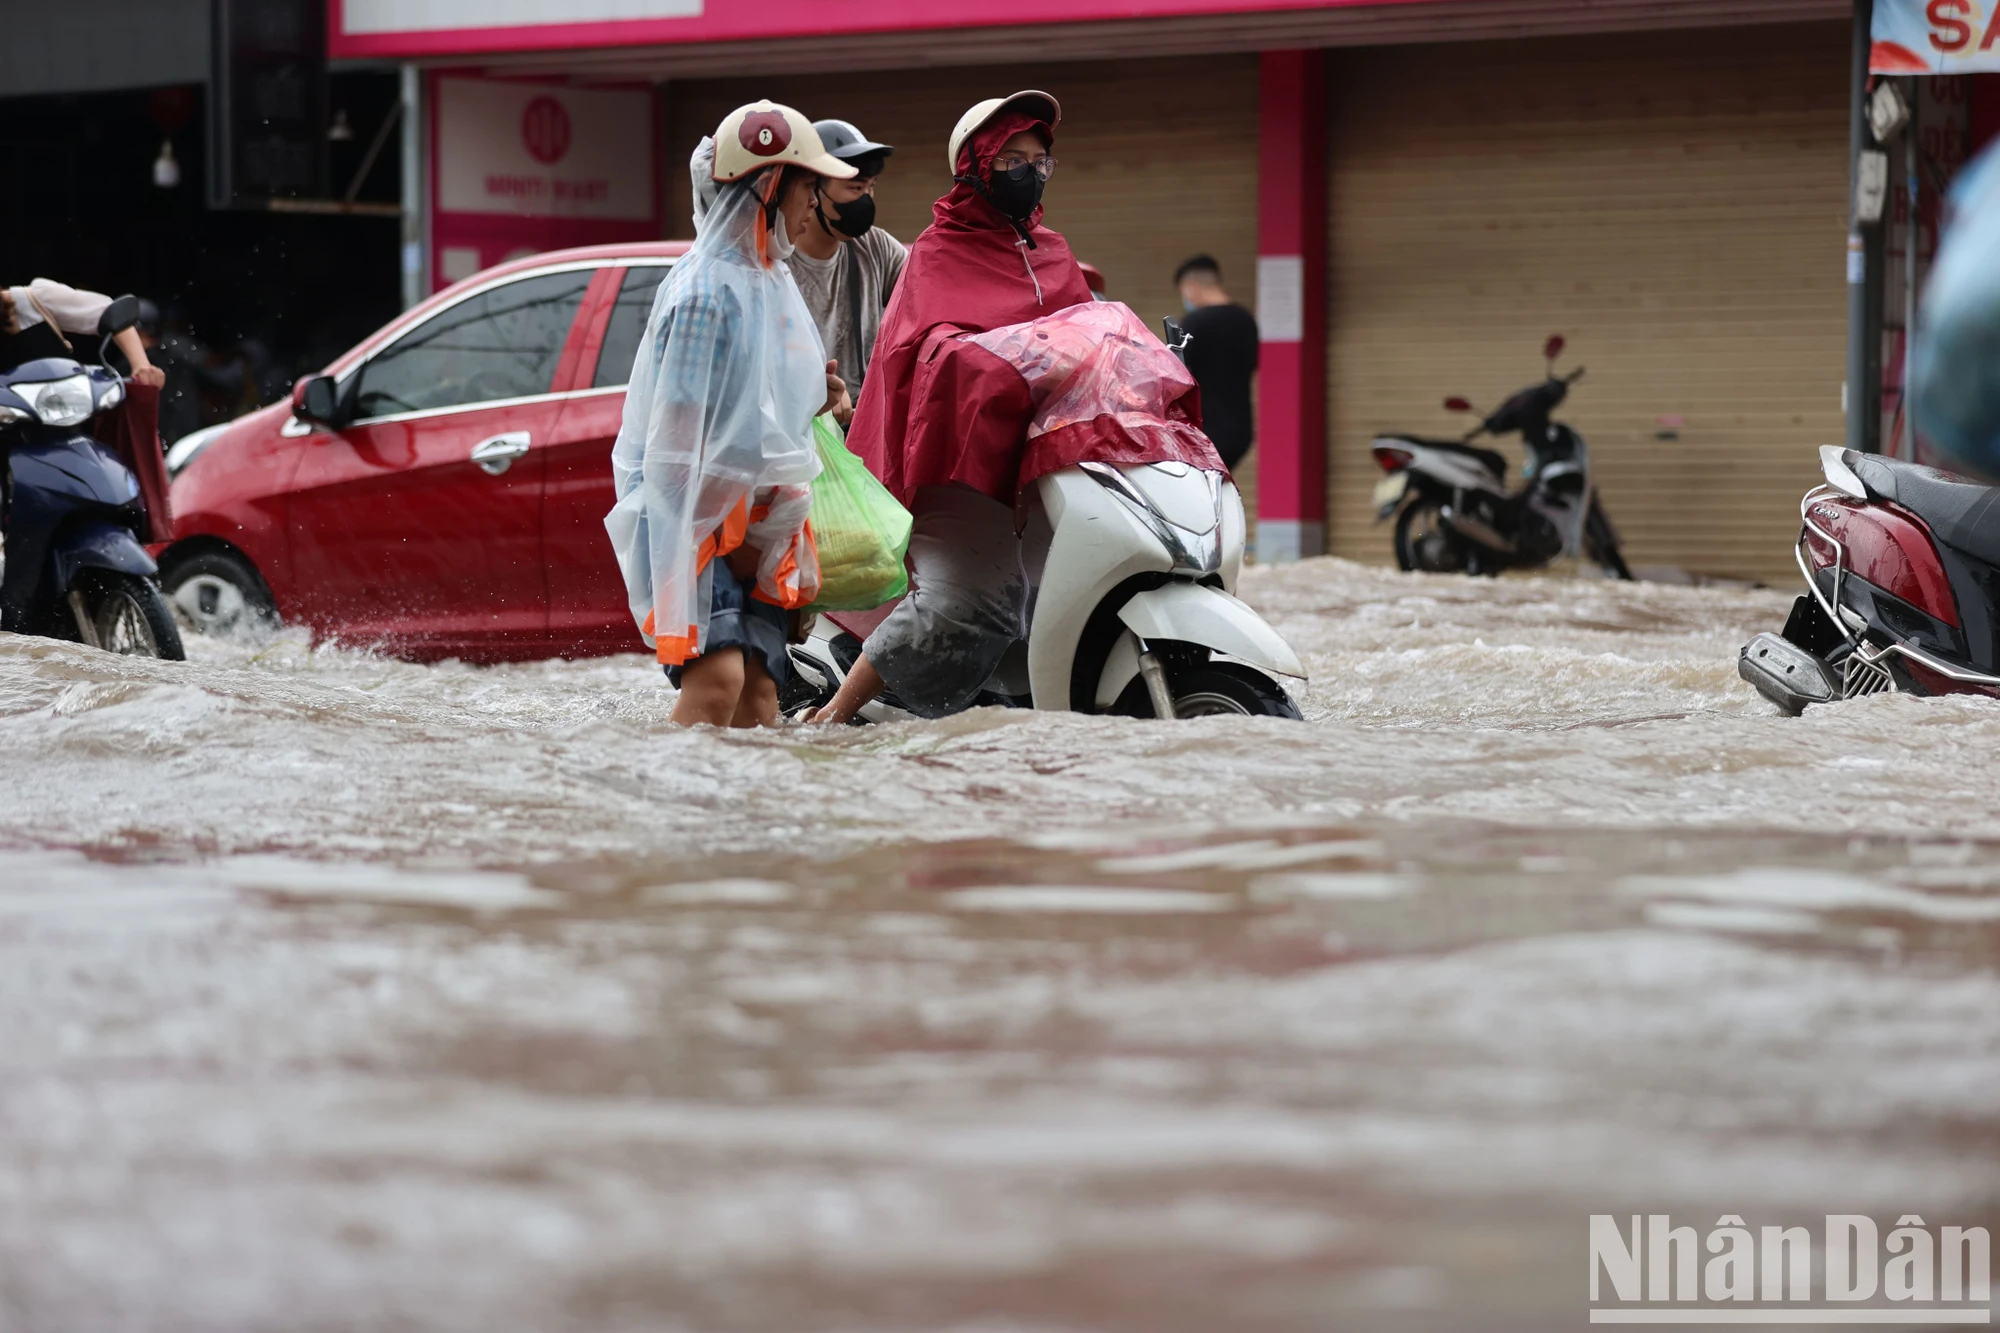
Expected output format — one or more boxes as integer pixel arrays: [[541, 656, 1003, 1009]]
[[818, 190, 876, 239], [984, 158, 1046, 221]]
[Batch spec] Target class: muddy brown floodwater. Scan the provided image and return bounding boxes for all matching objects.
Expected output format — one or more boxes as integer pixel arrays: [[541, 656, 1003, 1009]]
[[1, 558, 1997, 1332]]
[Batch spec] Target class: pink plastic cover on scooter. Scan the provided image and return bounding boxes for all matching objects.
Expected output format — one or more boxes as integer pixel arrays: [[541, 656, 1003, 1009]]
[[880, 301, 1224, 507]]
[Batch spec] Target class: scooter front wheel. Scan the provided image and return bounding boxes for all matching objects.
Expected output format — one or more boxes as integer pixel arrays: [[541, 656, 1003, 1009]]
[[1584, 501, 1633, 580], [1115, 661, 1303, 720], [75, 571, 186, 661]]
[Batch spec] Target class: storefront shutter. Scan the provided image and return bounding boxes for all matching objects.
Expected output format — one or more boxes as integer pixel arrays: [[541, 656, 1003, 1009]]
[[1323, 21, 1850, 583]]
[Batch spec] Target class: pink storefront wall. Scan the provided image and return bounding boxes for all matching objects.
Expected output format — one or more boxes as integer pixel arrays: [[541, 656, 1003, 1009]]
[[330, 0, 1436, 59]]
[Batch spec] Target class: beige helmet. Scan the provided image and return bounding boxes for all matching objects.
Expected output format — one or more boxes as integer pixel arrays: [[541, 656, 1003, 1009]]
[[946, 90, 1061, 174], [712, 101, 857, 183]]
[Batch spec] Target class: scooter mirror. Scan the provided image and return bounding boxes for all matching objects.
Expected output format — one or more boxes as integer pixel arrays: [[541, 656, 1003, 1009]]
[[1443, 396, 1473, 413], [293, 374, 342, 427], [97, 294, 141, 337], [1543, 334, 1566, 362]]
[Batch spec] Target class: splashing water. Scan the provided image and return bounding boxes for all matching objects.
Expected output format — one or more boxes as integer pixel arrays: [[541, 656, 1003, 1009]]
[[1, 558, 1996, 1331]]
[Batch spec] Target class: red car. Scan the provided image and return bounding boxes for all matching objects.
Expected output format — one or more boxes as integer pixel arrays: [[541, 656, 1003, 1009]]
[[160, 242, 689, 662]]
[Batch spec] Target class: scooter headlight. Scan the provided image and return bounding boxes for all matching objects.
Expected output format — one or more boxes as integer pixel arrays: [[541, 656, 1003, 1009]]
[[96, 379, 125, 412], [12, 374, 97, 428]]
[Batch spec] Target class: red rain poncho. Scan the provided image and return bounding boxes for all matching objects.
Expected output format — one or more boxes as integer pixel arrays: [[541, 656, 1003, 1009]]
[[94, 381, 172, 543], [846, 110, 1098, 505], [962, 300, 1222, 487]]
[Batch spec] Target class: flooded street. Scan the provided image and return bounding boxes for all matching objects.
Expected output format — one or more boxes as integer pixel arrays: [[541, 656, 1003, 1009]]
[[3, 558, 1998, 1331]]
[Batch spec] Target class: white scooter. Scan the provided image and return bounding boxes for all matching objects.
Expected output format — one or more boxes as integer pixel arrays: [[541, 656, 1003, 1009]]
[[785, 322, 1306, 721]]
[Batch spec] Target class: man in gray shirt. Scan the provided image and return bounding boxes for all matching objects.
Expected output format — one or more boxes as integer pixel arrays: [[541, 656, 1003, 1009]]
[[791, 119, 907, 424]]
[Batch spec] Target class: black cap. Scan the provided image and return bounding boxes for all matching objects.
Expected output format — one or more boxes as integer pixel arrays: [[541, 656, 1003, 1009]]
[[812, 118, 893, 168]]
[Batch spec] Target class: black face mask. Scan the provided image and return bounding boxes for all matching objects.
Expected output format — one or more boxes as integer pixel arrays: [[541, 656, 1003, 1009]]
[[818, 190, 876, 239], [983, 159, 1045, 221]]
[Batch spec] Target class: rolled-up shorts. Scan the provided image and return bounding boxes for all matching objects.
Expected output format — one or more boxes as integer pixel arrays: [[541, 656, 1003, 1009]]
[[664, 565, 790, 687], [863, 485, 1029, 717]]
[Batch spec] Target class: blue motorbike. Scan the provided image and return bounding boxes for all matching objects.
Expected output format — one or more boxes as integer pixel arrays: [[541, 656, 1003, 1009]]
[[0, 296, 184, 658]]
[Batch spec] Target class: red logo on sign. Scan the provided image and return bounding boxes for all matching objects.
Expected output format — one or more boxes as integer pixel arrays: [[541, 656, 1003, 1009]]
[[521, 96, 571, 166]]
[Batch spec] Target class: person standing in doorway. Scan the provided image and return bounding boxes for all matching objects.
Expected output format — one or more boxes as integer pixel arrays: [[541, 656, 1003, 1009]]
[[1173, 255, 1258, 470], [788, 118, 907, 424]]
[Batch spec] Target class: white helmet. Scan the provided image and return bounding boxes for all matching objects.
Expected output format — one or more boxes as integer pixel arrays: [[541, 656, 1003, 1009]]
[[712, 100, 857, 183], [946, 90, 1061, 175]]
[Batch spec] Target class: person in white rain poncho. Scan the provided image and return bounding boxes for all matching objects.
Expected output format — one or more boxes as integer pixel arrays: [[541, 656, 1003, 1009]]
[[605, 102, 856, 727]]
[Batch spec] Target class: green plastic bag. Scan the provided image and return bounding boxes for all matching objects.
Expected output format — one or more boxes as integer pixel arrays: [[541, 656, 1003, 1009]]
[[805, 414, 912, 612]]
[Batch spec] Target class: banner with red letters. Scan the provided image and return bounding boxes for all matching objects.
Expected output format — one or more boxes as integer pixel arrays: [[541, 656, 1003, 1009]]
[[1873, 0, 2000, 73]]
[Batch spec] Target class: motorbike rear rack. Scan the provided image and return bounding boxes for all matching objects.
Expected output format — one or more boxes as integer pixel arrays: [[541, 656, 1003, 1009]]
[[1796, 483, 2000, 692]]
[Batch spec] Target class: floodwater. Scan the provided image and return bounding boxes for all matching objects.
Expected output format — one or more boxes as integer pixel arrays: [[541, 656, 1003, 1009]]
[[2, 558, 1997, 1332]]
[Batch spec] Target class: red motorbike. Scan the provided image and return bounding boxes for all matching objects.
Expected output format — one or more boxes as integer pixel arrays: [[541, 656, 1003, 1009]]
[[1739, 445, 2000, 713]]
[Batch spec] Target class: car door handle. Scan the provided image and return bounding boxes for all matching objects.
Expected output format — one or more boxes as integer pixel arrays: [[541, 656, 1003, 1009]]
[[470, 431, 532, 476]]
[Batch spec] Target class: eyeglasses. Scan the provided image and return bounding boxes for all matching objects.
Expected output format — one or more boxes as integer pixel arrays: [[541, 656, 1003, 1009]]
[[992, 154, 1057, 181]]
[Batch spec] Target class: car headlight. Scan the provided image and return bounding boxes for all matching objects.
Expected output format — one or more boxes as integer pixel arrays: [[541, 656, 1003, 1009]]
[[11, 374, 97, 427], [166, 421, 229, 478]]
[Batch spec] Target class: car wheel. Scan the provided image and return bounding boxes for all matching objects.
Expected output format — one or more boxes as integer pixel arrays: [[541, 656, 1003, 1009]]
[[163, 550, 278, 639]]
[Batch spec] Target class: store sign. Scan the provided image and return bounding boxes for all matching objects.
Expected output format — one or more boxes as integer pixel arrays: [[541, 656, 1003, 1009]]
[[329, 0, 1428, 58], [436, 78, 654, 221], [1871, 0, 2000, 74], [345, 0, 700, 31], [430, 75, 657, 292]]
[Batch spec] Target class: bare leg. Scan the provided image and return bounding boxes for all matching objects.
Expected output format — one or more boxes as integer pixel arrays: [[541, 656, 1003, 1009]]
[[802, 652, 883, 725], [670, 649, 745, 727], [731, 655, 780, 728]]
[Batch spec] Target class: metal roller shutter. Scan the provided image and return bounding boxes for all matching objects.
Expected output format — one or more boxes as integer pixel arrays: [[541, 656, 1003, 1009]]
[[1323, 22, 1850, 583]]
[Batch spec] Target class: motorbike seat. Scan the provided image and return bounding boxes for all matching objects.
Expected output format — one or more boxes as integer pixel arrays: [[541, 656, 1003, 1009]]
[[1403, 437, 1508, 483], [1845, 451, 2000, 568]]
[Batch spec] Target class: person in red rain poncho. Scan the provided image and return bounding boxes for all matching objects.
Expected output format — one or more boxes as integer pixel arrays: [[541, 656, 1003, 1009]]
[[805, 91, 1096, 724]]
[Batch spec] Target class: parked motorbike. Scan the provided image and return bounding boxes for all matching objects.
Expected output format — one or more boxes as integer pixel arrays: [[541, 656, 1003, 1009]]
[[0, 296, 184, 658], [1739, 445, 2000, 714], [1370, 335, 1630, 579], [783, 317, 1306, 721]]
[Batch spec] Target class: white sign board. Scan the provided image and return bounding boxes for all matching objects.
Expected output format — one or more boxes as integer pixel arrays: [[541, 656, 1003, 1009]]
[[345, 0, 701, 33], [435, 79, 655, 221], [1256, 254, 1304, 344]]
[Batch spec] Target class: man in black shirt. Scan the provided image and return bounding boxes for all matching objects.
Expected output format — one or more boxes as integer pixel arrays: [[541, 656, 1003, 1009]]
[[1173, 254, 1259, 470]]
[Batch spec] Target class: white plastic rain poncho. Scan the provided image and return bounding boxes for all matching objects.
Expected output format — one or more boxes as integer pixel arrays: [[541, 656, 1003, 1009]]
[[604, 138, 824, 666]]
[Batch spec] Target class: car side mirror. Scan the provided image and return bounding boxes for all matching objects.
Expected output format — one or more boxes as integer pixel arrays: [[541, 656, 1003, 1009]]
[[293, 374, 343, 428], [98, 294, 141, 337]]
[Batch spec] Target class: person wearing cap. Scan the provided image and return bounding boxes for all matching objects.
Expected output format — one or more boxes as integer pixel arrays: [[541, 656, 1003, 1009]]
[[805, 91, 1094, 725], [788, 119, 907, 416], [603, 100, 854, 728]]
